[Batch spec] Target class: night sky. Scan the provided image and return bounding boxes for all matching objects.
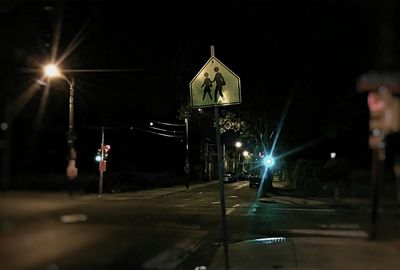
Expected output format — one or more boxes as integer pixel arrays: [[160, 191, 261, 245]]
[[1, 0, 390, 176]]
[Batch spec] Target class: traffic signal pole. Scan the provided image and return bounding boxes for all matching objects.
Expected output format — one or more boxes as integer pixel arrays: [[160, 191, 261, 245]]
[[99, 126, 105, 197], [184, 117, 190, 189]]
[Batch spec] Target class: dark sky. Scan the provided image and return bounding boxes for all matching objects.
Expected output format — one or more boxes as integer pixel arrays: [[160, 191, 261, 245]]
[[2, 0, 395, 174]]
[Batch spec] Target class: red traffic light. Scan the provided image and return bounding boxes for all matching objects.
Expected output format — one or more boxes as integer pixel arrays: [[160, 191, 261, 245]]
[[103, 144, 111, 153]]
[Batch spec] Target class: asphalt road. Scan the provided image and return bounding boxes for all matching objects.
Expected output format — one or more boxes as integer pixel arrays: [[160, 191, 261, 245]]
[[0, 180, 385, 270]]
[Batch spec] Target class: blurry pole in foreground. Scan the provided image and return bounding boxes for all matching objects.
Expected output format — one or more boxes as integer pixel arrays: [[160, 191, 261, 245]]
[[357, 82, 400, 240], [1, 120, 11, 190]]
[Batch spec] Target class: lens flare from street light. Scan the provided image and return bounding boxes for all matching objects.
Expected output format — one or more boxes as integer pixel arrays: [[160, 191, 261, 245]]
[[263, 155, 275, 167], [44, 64, 60, 78], [235, 141, 242, 148]]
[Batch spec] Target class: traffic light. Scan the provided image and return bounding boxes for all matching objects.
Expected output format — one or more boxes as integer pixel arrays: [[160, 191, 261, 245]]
[[95, 144, 111, 162], [95, 152, 101, 162], [103, 144, 111, 159]]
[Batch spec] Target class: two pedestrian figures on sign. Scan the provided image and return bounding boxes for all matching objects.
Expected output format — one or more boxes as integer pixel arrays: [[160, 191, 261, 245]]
[[201, 67, 226, 102]]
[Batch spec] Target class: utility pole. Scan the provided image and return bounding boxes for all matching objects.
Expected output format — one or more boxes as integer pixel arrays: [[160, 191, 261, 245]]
[[184, 117, 190, 189]]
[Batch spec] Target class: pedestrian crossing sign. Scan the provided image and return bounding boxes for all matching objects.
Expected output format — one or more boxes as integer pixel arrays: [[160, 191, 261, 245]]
[[190, 56, 241, 108]]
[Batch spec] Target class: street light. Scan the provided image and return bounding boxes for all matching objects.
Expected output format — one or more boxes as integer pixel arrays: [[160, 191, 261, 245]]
[[234, 141, 242, 174], [262, 155, 275, 168], [43, 63, 78, 185], [44, 64, 60, 77]]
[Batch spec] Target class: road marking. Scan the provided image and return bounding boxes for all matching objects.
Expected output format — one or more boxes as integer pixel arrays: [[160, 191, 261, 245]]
[[234, 182, 248, 190], [60, 214, 88, 224], [142, 232, 207, 270], [156, 222, 201, 230], [318, 223, 361, 230], [226, 204, 240, 215], [285, 229, 369, 238], [270, 207, 336, 213]]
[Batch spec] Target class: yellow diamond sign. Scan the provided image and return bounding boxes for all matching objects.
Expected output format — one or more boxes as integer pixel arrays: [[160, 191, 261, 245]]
[[190, 56, 241, 108]]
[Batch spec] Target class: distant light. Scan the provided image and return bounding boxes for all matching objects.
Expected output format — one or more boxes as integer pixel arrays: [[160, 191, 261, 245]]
[[95, 155, 101, 162], [262, 155, 275, 167], [43, 6, 55, 11], [198, 108, 203, 113], [44, 64, 60, 78], [330, 152, 336, 159], [1, 122, 8, 131], [243, 150, 249, 157], [149, 122, 154, 126], [235, 141, 242, 148]]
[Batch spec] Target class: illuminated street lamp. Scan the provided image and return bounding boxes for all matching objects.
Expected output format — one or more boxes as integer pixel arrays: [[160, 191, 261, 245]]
[[263, 155, 275, 168], [234, 141, 242, 174], [44, 63, 78, 183], [235, 141, 242, 148], [44, 64, 60, 77]]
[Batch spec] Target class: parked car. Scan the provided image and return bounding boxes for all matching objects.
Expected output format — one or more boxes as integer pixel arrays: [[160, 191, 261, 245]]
[[248, 170, 274, 192], [223, 172, 236, 183], [236, 170, 251, 181]]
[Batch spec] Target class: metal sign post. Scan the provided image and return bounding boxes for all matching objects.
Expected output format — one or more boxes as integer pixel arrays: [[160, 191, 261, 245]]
[[211, 45, 231, 270], [189, 45, 241, 270], [214, 103, 230, 270]]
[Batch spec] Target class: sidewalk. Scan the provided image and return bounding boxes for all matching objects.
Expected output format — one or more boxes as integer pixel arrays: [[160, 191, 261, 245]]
[[208, 236, 400, 270], [261, 188, 400, 209], [209, 192, 400, 269], [79, 179, 218, 201]]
